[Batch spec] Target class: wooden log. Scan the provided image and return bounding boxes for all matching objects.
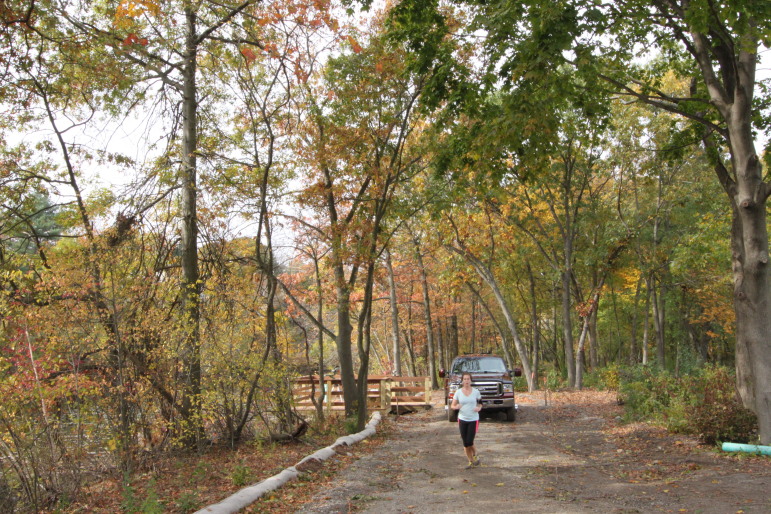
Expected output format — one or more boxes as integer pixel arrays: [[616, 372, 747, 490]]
[[195, 412, 382, 514]]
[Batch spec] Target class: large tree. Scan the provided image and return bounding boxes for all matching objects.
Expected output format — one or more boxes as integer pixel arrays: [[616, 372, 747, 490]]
[[293, 22, 426, 424]]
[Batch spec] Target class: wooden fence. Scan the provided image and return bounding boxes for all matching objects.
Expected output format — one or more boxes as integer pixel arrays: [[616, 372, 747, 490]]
[[292, 375, 432, 413]]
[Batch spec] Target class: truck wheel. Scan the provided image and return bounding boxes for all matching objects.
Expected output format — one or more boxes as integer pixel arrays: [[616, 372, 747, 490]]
[[505, 406, 516, 422], [448, 408, 458, 422]]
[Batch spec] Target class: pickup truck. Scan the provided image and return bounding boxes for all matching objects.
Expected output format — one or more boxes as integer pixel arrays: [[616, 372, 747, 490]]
[[440, 354, 521, 422]]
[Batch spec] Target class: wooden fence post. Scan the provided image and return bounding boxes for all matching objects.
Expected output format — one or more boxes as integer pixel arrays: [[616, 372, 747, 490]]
[[380, 378, 392, 411], [325, 377, 332, 417]]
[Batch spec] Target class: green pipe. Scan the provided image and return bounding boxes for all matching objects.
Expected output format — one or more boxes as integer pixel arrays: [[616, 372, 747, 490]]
[[721, 442, 771, 456]]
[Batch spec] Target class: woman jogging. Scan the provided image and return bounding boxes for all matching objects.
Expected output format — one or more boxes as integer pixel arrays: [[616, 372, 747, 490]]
[[450, 372, 482, 468]]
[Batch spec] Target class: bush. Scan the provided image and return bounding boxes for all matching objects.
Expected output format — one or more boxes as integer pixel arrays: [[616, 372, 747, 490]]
[[230, 464, 254, 487], [344, 416, 359, 435], [618, 364, 757, 445], [618, 365, 679, 422], [582, 364, 621, 391], [545, 368, 566, 390], [682, 365, 757, 445]]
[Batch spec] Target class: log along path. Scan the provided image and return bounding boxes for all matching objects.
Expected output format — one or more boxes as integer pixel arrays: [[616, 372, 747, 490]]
[[296, 389, 770, 513]]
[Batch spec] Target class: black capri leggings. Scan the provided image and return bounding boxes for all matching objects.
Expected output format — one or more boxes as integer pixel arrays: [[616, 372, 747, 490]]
[[458, 419, 479, 448]]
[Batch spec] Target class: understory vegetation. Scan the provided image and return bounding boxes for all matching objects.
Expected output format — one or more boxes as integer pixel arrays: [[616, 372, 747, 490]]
[[526, 363, 759, 445], [618, 365, 757, 445]]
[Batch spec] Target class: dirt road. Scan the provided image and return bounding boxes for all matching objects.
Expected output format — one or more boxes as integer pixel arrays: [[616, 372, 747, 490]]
[[296, 390, 770, 513]]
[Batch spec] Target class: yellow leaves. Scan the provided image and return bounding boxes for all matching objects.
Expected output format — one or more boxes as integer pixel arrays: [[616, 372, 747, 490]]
[[114, 0, 160, 30]]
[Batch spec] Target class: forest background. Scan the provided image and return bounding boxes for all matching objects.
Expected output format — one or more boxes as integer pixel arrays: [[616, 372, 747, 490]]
[[1, 0, 770, 511]]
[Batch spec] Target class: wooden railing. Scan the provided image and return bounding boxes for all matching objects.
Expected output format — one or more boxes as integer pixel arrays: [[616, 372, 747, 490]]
[[292, 375, 432, 413]]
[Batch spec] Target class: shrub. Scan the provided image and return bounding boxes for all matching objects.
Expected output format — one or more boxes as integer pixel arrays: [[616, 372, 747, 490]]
[[582, 364, 621, 391], [174, 491, 200, 513], [121, 478, 164, 514], [618, 364, 758, 445], [230, 464, 254, 487], [683, 365, 757, 445], [618, 365, 679, 422], [545, 368, 566, 390], [344, 416, 359, 435]]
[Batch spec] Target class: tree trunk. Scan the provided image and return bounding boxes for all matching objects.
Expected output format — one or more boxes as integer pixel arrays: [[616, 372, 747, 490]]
[[449, 311, 459, 359], [413, 235, 438, 388], [588, 308, 598, 370], [725, 162, 771, 445], [436, 316, 446, 372], [470, 296, 477, 354], [650, 275, 666, 369], [561, 269, 576, 387], [467, 282, 516, 372], [179, 8, 203, 449], [575, 316, 590, 389], [526, 262, 540, 387], [385, 250, 401, 376], [404, 282, 418, 376], [448, 245, 534, 390], [333, 262, 357, 417], [629, 276, 642, 364], [314, 255, 325, 422], [356, 260, 377, 430]]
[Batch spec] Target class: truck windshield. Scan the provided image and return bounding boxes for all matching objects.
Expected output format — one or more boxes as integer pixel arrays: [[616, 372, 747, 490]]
[[451, 357, 507, 374]]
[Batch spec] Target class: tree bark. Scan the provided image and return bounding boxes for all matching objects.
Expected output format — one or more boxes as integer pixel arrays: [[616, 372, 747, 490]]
[[447, 244, 534, 390], [561, 269, 576, 387], [466, 282, 516, 372], [385, 250, 402, 375], [449, 311, 459, 359], [413, 235, 438, 388], [404, 282, 418, 376], [436, 316, 446, 373], [179, 7, 203, 449], [650, 274, 666, 369], [526, 262, 540, 386]]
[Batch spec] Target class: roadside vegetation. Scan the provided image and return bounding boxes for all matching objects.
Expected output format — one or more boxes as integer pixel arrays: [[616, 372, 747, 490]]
[[523, 363, 759, 447]]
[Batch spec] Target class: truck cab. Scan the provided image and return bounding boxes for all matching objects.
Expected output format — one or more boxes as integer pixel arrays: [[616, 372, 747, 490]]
[[440, 354, 521, 422]]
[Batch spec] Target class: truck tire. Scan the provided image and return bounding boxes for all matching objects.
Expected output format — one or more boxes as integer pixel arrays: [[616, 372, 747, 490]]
[[448, 408, 458, 422], [505, 406, 516, 422]]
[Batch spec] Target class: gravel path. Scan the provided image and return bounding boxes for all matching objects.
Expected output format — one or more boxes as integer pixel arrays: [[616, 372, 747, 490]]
[[296, 390, 771, 513]]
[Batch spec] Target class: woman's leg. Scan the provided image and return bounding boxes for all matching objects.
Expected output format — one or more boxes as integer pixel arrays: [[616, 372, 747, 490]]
[[459, 420, 479, 465], [468, 421, 479, 464]]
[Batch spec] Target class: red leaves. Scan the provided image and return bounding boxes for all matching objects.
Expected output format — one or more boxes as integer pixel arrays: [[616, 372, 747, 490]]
[[122, 33, 148, 47], [346, 35, 362, 54], [241, 47, 258, 63]]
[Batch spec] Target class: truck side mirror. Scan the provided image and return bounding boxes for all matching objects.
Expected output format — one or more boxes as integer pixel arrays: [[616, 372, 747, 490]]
[[511, 368, 522, 377], [439, 369, 446, 378]]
